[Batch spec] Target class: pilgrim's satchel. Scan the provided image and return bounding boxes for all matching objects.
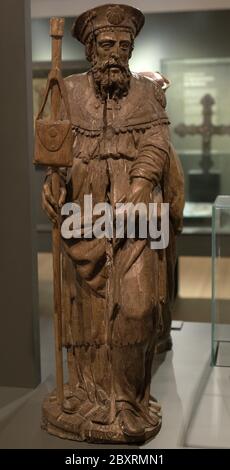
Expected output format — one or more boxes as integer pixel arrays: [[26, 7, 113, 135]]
[[34, 69, 73, 167]]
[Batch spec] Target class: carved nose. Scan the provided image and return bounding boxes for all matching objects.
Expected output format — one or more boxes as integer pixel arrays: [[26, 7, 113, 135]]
[[111, 51, 119, 60]]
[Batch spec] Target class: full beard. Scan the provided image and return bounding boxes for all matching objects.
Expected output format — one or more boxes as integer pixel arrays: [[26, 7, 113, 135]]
[[91, 57, 131, 101]]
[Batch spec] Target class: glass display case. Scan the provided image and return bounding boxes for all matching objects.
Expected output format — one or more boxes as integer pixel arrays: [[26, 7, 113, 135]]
[[211, 196, 230, 366], [162, 58, 230, 234]]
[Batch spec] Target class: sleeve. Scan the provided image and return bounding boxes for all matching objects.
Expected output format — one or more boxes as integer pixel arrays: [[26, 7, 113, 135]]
[[167, 143, 185, 234], [129, 124, 170, 186]]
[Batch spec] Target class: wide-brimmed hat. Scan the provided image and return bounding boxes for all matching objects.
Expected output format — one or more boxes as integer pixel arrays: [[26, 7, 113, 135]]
[[72, 4, 145, 44]]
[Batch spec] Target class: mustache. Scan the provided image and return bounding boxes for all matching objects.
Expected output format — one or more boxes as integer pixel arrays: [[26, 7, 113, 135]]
[[102, 62, 125, 72], [93, 57, 129, 73]]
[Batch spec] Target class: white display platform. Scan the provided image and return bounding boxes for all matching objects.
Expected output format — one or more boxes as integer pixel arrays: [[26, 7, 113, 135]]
[[185, 324, 230, 449], [0, 322, 226, 449]]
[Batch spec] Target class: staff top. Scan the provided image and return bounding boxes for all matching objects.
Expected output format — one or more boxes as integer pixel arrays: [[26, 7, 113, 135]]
[[50, 17, 65, 38]]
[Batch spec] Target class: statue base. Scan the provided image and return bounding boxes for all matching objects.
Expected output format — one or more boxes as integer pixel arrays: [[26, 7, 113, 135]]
[[42, 385, 162, 444], [189, 170, 220, 202]]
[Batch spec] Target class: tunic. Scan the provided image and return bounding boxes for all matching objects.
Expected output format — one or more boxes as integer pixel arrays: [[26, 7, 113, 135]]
[[59, 71, 184, 425]]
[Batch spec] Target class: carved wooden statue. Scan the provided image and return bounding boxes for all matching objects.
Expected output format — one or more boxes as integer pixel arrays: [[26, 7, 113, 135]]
[[36, 4, 184, 444]]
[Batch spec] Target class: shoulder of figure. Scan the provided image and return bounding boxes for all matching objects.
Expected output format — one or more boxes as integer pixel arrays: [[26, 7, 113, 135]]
[[64, 71, 90, 90], [138, 71, 170, 90], [132, 71, 168, 109]]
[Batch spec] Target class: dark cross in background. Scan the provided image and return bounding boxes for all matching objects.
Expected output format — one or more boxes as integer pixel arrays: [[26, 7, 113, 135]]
[[175, 94, 230, 174]]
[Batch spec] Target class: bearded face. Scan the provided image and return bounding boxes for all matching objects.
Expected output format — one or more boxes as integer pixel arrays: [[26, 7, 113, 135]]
[[88, 30, 133, 101]]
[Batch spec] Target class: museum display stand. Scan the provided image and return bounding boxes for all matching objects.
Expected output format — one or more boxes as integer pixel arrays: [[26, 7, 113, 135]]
[[0, 323, 213, 449], [211, 195, 230, 367]]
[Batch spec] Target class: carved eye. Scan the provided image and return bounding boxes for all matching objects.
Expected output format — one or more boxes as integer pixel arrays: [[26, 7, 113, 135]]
[[100, 42, 113, 50], [120, 42, 130, 50]]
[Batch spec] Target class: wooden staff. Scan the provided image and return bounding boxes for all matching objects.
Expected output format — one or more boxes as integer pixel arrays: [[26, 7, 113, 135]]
[[50, 17, 65, 406]]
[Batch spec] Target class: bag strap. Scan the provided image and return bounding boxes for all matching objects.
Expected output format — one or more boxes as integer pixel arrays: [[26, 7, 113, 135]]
[[36, 68, 71, 121]]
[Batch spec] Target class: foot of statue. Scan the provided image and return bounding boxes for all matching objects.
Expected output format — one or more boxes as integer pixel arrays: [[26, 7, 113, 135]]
[[118, 409, 145, 440], [42, 385, 162, 443], [62, 396, 81, 414], [59, 386, 88, 414]]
